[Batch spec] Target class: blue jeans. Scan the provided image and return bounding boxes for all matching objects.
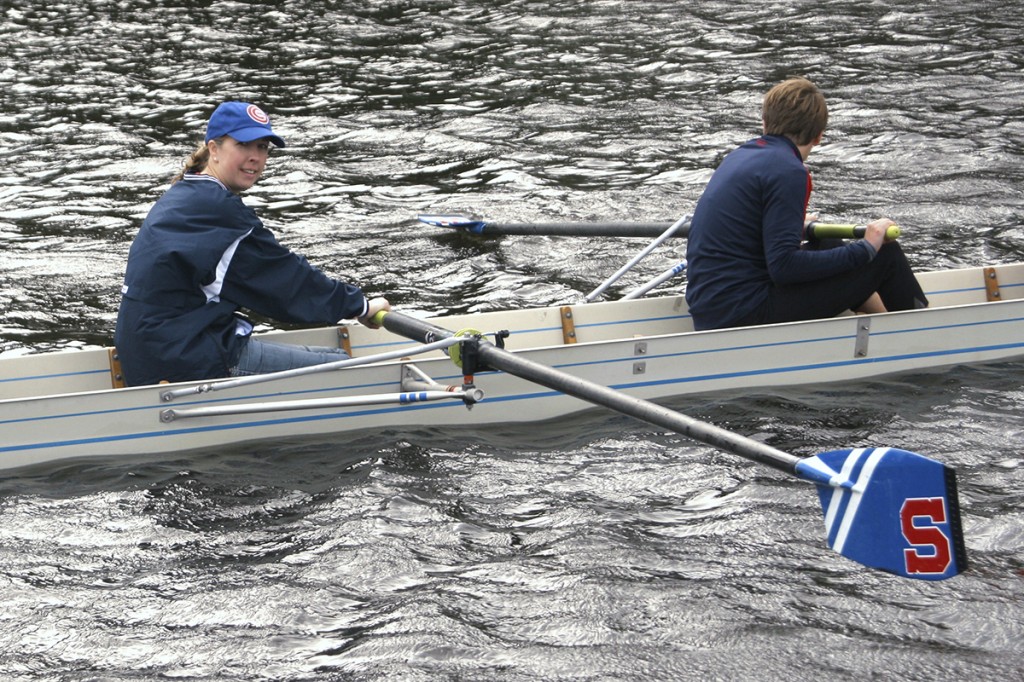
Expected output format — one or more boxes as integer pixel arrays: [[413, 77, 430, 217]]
[[228, 337, 349, 377]]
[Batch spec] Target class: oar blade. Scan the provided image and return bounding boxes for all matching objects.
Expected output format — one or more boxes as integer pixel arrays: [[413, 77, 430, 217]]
[[796, 448, 967, 580]]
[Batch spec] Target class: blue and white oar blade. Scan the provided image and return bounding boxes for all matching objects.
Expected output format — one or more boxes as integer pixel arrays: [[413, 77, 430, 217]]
[[796, 447, 967, 580], [417, 214, 487, 234]]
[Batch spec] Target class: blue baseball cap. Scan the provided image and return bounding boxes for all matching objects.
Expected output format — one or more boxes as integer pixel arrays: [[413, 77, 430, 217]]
[[205, 102, 286, 147]]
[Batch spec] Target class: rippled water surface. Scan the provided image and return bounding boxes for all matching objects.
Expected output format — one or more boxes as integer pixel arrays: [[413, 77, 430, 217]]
[[2, 1, 1024, 680]]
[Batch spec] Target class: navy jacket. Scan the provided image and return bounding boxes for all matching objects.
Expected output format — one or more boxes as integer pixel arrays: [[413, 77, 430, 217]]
[[114, 174, 368, 386], [684, 135, 874, 330]]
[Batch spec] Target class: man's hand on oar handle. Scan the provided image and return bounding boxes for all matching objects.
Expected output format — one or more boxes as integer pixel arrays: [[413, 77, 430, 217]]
[[864, 218, 900, 251], [359, 297, 392, 329]]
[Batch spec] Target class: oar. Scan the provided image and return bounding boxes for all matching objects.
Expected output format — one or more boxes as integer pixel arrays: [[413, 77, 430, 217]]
[[417, 214, 686, 238], [418, 215, 900, 241], [372, 309, 968, 580]]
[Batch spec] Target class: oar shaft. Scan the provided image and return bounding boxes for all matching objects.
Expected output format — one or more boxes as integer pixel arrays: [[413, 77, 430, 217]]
[[376, 311, 802, 474], [423, 216, 684, 238], [484, 222, 682, 237], [479, 340, 801, 472]]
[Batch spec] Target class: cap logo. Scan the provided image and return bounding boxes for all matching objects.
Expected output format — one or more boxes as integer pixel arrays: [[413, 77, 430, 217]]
[[246, 105, 269, 124]]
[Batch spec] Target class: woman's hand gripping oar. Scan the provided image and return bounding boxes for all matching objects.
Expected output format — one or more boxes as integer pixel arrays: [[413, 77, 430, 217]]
[[370, 309, 967, 581]]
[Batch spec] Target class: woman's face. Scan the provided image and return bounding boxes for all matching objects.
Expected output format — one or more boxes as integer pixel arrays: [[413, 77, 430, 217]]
[[206, 137, 271, 193]]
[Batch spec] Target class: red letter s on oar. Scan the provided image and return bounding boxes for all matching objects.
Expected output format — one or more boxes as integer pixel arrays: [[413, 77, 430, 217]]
[[901, 497, 953, 575]]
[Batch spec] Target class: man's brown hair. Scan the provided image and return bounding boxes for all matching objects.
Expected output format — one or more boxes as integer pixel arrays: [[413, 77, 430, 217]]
[[762, 77, 828, 146]]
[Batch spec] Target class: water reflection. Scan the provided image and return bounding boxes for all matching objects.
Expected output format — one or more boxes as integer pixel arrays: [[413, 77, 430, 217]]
[[2, 5, 1024, 675]]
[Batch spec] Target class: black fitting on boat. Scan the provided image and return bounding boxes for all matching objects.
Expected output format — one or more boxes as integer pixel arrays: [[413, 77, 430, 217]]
[[458, 336, 490, 375]]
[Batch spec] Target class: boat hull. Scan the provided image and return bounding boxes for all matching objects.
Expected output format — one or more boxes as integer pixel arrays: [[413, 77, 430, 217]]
[[3, 263, 1024, 471]]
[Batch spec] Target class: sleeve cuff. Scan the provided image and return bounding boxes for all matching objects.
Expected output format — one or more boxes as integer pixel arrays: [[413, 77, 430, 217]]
[[859, 239, 877, 262]]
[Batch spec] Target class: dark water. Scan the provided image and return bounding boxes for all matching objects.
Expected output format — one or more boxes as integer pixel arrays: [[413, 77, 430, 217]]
[[2, 0, 1024, 679]]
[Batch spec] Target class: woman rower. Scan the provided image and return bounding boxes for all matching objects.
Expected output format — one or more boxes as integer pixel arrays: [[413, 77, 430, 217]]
[[114, 101, 390, 386]]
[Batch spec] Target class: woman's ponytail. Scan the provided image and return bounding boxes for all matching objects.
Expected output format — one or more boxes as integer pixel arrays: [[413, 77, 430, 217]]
[[172, 142, 213, 183]]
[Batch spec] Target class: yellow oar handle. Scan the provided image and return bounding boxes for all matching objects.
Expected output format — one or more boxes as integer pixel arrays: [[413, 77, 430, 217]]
[[807, 223, 901, 241], [369, 309, 480, 369]]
